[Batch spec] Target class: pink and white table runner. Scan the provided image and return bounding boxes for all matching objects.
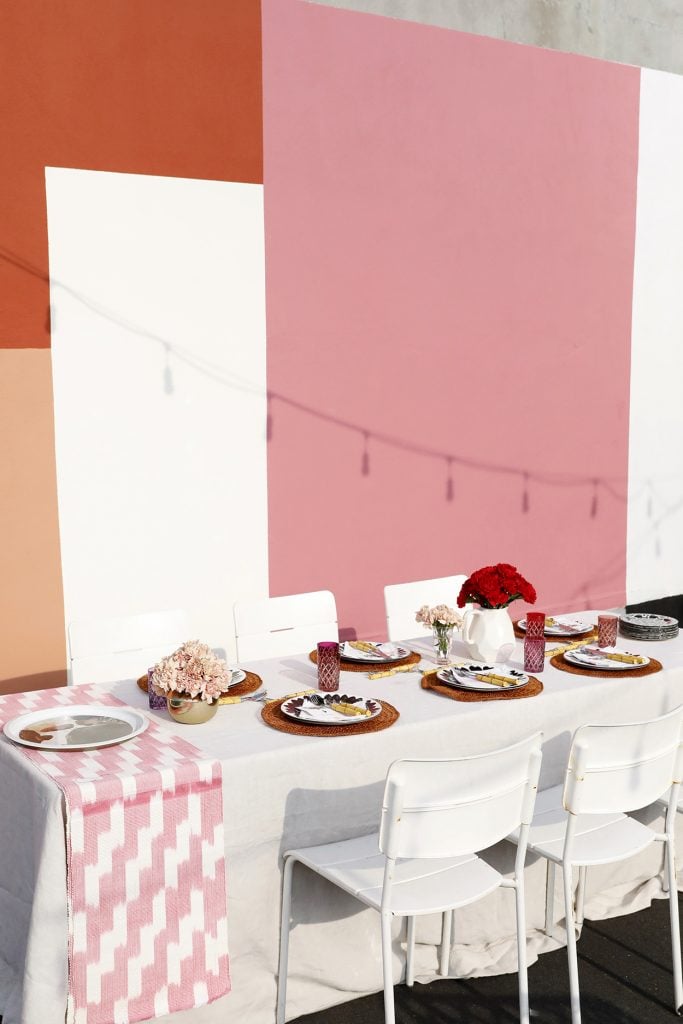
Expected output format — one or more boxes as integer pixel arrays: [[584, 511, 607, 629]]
[[0, 685, 230, 1024]]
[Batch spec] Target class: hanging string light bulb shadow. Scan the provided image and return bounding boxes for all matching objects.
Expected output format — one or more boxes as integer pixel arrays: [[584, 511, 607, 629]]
[[361, 432, 371, 476], [266, 392, 273, 442], [163, 343, 174, 395], [522, 474, 530, 514], [445, 458, 454, 502], [590, 480, 599, 518]]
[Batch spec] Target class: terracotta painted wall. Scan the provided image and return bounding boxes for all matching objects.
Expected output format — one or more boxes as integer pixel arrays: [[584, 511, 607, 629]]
[[0, 0, 262, 688]]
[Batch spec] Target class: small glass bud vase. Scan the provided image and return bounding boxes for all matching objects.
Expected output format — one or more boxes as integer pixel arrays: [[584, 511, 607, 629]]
[[432, 624, 454, 666]]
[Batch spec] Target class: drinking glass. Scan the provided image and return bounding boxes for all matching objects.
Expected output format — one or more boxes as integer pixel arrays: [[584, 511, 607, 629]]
[[525, 612, 546, 640], [317, 642, 340, 691], [524, 638, 545, 673], [598, 614, 618, 649], [147, 668, 167, 710]]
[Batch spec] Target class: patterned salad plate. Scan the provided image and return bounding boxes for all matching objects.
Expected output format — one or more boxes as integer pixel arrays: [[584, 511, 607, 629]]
[[4, 704, 149, 751], [437, 663, 530, 693], [518, 616, 592, 637], [281, 693, 382, 726], [563, 646, 650, 672], [339, 642, 410, 664]]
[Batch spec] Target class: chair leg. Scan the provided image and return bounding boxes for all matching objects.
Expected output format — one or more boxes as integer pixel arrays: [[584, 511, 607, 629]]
[[545, 861, 556, 938], [665, 837, 683, 1013], [405, 916, 416, 987], [562, 864, 582, 1024], [575, 866, 587, 930], [381, 911, 396, 1024], [276, 856, 294, 1024], [440, 909, 452, 976], [515, 878, 530, 1024]]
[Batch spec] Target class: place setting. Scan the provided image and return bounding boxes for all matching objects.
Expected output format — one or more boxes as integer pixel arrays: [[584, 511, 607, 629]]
[[421, 660, 544, 702], [261, 688, 399, 737], [309, 639, 421, 673], [549, 614, 662, 678], [138, 640, 266, 716], [263, 641, 401, 736], [514, 614, 595, 640]]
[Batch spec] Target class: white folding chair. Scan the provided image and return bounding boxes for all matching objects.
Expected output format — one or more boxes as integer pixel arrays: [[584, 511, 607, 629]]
[[277, 733, 543, 1024], [507, 706, 683, 1024], [383, 575, 468, 642], [233, 590, 337, 661], [68, 609, 189, 685]]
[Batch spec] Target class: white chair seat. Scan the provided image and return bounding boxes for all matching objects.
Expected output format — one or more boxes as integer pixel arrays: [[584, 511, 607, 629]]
[[289, 832, 503, 916], [658, 786, 683, 809], [509, 785, 656, 866]]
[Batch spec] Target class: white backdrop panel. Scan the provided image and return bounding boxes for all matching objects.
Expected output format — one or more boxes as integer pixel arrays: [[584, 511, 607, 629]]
[[46, 168, 268, 664], [627, 70, 683, 605]]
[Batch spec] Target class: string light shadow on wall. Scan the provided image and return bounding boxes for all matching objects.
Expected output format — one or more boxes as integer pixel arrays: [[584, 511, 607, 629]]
[[2, 242, 679, 526]]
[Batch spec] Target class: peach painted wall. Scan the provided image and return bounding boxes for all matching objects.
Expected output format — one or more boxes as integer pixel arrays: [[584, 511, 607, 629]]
[[0, 350, 65, 690]]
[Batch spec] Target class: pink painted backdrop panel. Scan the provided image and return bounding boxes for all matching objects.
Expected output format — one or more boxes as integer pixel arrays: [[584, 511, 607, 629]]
[[263, 0, 639, 639]]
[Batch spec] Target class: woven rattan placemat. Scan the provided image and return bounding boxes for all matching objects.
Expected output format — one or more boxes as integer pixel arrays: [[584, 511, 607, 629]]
[[309, 650, 421, 673], [549, 655, 662, 679], [512, 619, 597, 642], [421, 670, 543, 702], [137, 670, 263, 704], [261, 697, 399, 737]]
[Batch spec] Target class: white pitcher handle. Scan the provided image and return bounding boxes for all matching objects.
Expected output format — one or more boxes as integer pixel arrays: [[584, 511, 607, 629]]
[[461, 607, 475, 645]]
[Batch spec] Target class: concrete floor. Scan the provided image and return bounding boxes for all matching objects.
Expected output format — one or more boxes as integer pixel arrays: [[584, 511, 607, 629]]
[[291, 894, 683, 1023]]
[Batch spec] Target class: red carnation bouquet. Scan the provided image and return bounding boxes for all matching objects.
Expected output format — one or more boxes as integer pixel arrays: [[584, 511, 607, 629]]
[[457, 563, 537, 609]]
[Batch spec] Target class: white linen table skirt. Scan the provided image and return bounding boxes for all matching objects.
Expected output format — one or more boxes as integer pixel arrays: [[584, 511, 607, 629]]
[[1, 618, 682, 1024]]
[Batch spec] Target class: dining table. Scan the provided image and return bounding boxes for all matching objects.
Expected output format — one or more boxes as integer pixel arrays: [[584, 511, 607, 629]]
[[1, 613, 682, 1024]]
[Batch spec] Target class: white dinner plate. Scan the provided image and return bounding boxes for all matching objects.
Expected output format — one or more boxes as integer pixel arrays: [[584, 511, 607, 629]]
[[563, 646, 650, 672], [438, 663, 529, 693], [281, 693, 382, 725], [3, 704, 149, 751], [339, 642, 410, 664], [227, 670, 246, 688], [518, 617, 592, 637]]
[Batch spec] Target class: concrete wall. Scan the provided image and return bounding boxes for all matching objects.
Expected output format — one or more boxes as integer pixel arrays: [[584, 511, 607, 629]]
[[314, 0, 683, 75]]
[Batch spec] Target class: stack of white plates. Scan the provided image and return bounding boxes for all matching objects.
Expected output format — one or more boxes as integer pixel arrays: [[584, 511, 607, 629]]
[[619, 612, 679, 642]]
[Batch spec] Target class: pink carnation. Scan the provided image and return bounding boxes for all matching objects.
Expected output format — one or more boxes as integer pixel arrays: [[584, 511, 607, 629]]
[[152, 640, 231, 702]]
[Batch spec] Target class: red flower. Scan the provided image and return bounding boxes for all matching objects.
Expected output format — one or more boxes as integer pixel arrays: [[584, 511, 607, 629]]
[[457, 563, 536, 609]]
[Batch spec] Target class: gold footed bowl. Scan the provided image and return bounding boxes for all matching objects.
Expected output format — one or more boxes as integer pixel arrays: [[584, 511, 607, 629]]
[[167, 693, 219, 725]]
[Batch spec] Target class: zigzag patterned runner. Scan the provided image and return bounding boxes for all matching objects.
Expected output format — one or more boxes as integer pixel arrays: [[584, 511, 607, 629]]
[[0, 685, 230, 1024]]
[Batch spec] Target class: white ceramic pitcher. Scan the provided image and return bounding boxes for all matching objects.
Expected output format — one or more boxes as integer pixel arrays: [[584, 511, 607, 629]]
[[461, 607, 516, 663]]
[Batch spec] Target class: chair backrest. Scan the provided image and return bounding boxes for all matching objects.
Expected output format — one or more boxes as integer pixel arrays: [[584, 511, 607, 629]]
[[563, 705, 683, 815], [233, 590, 338, 661], [68, 609, 189, 686], [379, 733, 543, 860], [384, 575, 468, 641]]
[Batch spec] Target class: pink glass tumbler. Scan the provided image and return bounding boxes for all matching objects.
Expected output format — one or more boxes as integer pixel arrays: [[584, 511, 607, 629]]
[[147, 668, 167, 710], [598, 614, 618, 649], [524, 639, 545, 674], [317, 641, 340, 692], [525, 612, 546, 639]]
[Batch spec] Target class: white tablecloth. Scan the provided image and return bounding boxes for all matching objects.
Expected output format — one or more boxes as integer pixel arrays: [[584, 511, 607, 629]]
[[1, 620, 683, 1024]]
